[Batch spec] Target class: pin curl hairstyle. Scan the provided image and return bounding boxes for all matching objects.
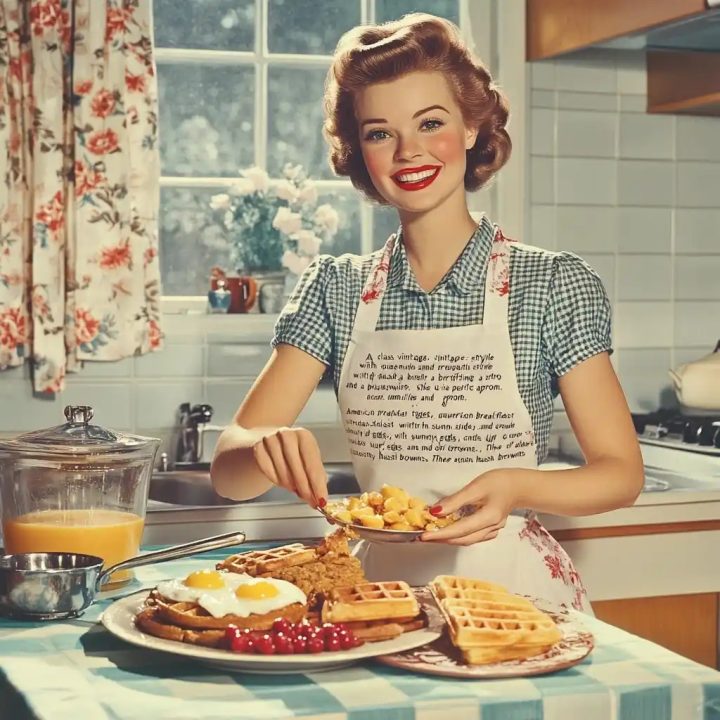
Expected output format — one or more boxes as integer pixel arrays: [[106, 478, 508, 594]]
[[323, 13, 512, 204]]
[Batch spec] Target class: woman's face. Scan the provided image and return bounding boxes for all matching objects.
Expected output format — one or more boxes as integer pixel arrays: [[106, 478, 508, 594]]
[[355, 71, 477, 214]]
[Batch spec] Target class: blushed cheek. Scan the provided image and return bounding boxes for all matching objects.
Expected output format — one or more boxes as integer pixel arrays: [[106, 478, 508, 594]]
[[362, 149, 388, 185], [427, 133, 466, 164]]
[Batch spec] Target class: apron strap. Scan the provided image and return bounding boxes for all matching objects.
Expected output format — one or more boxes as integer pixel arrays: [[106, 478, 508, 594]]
[[482, 226, 514, 328]]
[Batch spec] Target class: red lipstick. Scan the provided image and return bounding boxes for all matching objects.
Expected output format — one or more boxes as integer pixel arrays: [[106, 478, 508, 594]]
[[391, 165, 441, 191]]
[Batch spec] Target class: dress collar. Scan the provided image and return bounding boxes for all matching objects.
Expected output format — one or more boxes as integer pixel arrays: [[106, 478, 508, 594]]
[[386, 215, 495, 296]]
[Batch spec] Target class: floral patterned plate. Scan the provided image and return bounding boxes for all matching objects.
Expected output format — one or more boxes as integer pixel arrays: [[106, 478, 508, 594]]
[[375, 588, 595, 679]]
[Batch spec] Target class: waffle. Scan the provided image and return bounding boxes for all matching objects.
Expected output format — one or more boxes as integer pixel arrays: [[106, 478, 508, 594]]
[[136, 606, 226, 648], [430, 575, 562, 665], [217, 543, 316, 575], [144, 590, 306, 631], [321, 581, 419, 623]]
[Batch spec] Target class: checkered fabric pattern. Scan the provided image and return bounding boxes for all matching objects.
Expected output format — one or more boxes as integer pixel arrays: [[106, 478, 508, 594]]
[[1, 546, 719, 720], [273, 215, 612, 462]]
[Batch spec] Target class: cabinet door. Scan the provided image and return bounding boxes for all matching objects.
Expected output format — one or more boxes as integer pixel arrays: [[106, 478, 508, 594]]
[[592, 593, 718, 668]]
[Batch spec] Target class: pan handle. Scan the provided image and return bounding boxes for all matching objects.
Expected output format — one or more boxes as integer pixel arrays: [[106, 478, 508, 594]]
[[96, 530, 246, 588]]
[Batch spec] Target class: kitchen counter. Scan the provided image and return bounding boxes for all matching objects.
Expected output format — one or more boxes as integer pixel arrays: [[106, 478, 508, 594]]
[[1, 542, 719, 720]]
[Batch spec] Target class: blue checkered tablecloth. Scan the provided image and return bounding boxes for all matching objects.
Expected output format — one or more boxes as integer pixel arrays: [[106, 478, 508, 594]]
[[1, 541, 719, 720]]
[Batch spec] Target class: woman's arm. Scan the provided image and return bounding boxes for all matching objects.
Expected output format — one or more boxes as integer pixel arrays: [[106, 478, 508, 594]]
[[423, 352, 645, 545], [514, 351, 644, 514], [210, 344, 328, 502]]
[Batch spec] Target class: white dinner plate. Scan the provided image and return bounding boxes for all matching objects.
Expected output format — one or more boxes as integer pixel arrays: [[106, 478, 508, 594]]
[[101, 590, 442, 673]]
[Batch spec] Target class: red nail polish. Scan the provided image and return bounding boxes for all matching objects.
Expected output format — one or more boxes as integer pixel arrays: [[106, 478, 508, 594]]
[[429, 505, 442, 516], [318, 497, 327, 508]]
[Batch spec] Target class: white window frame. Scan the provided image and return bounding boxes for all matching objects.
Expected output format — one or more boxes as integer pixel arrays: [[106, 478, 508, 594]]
[[155, 0, 498, 314]]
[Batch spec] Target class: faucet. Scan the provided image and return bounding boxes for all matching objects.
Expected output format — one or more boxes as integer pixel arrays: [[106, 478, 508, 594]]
[[176, 403, 214, 465]]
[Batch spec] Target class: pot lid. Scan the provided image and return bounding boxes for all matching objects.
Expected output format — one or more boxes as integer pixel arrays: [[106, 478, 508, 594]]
[[0, 405, 158, 458]]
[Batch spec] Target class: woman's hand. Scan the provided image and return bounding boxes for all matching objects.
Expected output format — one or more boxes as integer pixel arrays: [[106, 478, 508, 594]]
[[252, 426, 328, 508], [420, 469, 521, 546]]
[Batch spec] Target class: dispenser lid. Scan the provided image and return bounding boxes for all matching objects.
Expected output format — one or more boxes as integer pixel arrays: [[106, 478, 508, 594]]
[[0, 405, 159, 458]]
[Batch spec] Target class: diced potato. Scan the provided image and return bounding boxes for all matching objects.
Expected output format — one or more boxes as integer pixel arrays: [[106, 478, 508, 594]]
[[408, 496, 426, 510], [380, 484, 403, 500], [358, 513, 384, 529], [389, 521, 414, 531], [367, 491, 384, 510], [424, 522, 438, 532], [404, 507, 425, 528], [382, 510, 402, 524], [434, 515, 453, 528], [347, 496, 363, 511], [334, 510, 353, 524], [383, 495, 409, 513], [350, 506, 374, 520]]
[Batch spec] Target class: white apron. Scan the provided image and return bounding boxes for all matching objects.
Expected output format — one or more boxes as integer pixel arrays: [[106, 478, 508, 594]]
[[337, 224, 592, 613]]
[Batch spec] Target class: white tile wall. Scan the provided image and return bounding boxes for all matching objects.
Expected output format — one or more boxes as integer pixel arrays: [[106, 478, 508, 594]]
[[529, 48, 720, 412]]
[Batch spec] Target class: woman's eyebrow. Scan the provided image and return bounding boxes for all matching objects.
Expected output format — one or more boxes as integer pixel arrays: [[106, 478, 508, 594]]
[[360, 104, 450, 129]]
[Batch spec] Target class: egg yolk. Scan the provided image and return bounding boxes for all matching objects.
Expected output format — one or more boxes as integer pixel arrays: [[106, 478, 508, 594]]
[[184, 570, 226, 589], [235, 581, 279, 600]]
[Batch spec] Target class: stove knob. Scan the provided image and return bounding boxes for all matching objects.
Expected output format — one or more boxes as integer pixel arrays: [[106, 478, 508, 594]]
[[683, 420, 699, 443], [697, 421, 716, 446]]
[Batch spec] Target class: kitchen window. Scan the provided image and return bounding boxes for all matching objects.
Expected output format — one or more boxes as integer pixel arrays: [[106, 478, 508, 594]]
[[153, 0, 462, 301]]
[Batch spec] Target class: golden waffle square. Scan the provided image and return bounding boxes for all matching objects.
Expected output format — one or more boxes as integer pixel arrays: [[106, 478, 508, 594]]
[[321, 581, 419, 623], [429, 575, 562, 665], [217, 543, 317, 575]]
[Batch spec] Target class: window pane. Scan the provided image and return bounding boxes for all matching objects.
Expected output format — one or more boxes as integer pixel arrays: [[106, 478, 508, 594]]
[[153, 0, 255, 51], [319, 189, 362, 257], [375, 0, 459, 24], [159, 64, 254, 177], [267, 67, 330, 179], [160, 187, 231, 296], [267, 0, 360, 55], [372, 205, 401, 251]]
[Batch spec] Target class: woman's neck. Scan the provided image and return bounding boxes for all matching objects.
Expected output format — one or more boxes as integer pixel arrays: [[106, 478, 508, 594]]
[[398, 192, 479, 293]]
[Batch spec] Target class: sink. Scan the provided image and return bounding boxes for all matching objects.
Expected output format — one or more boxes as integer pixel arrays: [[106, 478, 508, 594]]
[[643, 466, 719, 492], [148, 463, 360, 507]]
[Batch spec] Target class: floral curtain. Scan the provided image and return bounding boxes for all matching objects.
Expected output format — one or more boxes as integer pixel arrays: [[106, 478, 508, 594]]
[[0, 0, 162, 393]]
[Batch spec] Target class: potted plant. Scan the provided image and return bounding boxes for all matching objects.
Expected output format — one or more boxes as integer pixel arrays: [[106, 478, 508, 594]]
[[210, 164, 340, 313]]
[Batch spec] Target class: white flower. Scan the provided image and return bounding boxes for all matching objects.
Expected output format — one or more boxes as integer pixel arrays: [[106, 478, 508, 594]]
[[313, 204, 339, 236], [241, 166, 270, 193], [223, 210, 234, 229], [275, 180, 300, 203], [272, 207, 303, 236], [293, 229, 322, 257], [283, 163, 302, 181], [209, 193, 231, 210], [281, 249, 312, 275], [298, 183, 318, 206], [228, 178, 255, 196]]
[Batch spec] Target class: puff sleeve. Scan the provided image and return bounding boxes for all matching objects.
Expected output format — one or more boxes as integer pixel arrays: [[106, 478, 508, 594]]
[[544, 252, 612, 378], [271, 255, 335, 366]]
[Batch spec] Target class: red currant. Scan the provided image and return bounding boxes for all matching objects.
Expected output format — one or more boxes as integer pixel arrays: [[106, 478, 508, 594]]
[[272, 618, 293, 635], [224, 625, 241, 643], [273, 633, 294, 654], [337, 630, 355, 650], [254, 634, 276, 655], [292, 635, 308, 653], [325, 635, 342, 652], [307, 636, 325, 654]]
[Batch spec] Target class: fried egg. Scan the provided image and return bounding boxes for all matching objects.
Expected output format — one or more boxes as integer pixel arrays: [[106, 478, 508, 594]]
[[155, 570, 306, 618]]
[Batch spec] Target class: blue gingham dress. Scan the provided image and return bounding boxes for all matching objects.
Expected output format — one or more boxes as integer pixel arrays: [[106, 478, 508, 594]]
[[273, 214, 612, 463]]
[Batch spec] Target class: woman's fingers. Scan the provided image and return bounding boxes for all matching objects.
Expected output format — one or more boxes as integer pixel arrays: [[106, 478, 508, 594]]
[[252, 440, 280, 486], [276, 429, 312, 502], [259, 431, 292, 489], [297, 428, 328, 505]]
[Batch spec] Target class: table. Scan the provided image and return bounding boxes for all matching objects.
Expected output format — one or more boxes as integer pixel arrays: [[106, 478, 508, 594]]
[[1, 542, 719, 720]]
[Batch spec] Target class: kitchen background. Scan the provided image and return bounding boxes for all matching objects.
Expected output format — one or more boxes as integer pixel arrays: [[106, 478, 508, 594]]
[[0, 0, 718, 463]]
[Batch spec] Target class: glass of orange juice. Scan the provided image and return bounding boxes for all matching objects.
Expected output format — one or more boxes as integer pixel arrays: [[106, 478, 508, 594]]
[[0, 406, 159, 586]]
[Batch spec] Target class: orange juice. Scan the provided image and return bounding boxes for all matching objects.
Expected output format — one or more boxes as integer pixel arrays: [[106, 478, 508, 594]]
[[2, 509, 144, 585]]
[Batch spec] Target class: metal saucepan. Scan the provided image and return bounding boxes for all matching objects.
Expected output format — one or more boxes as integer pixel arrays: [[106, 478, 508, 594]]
[[0, 530, 246, 621]]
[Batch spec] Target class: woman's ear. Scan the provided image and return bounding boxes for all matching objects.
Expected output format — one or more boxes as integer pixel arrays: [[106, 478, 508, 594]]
[[465, 125, 478, 150]]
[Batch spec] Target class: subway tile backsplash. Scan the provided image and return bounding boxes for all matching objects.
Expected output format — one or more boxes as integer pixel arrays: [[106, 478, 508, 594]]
[[529, 48, 720, 412]]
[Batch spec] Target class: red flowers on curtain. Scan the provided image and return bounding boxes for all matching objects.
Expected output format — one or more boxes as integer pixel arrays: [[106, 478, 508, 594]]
[[0, 0, 162, 393]]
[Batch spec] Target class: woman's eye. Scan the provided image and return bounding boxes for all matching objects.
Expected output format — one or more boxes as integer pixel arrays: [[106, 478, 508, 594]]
[[364, 129, 389, 142], [421, 118, 444, 131]]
